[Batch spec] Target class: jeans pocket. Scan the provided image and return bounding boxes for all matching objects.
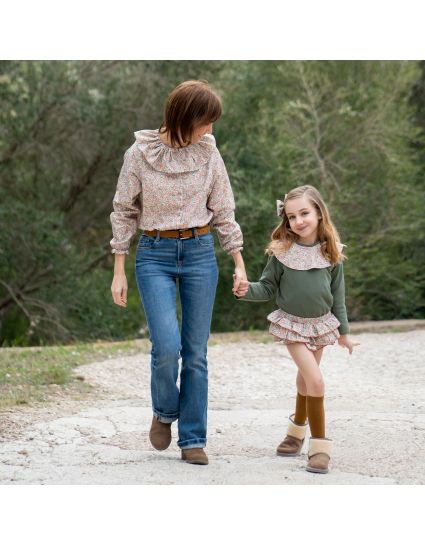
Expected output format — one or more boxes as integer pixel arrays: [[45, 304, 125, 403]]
[[137, 235, 154, 251], [197, 234, 214, 247]]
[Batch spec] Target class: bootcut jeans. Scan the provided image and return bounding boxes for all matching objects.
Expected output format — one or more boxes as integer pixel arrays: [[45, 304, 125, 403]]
[[135, 230, 219, 449]]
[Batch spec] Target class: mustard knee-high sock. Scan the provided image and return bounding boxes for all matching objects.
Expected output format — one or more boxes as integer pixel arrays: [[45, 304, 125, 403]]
[[294, 393, 307, 425], [306, 395, 325, 438]]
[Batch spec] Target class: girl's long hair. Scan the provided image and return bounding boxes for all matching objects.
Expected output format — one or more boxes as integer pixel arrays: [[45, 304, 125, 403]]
[[266, 185, 346, 265]]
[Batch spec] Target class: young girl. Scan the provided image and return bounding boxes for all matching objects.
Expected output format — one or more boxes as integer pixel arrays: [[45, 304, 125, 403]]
[[234, 184, 358, 474]]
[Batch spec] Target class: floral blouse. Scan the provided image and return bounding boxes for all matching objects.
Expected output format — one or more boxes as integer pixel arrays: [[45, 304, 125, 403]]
[[109, 129, 243, 255]]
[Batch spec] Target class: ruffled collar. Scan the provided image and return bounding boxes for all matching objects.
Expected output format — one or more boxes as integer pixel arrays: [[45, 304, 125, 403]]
[[134, 129, 216, 173], [274, 242, 332, 270]]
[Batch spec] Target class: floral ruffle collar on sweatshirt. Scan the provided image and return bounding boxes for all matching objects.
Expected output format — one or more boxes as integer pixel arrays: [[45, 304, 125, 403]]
[[274, 241, 344, 270], [134, 129, 217, 173]]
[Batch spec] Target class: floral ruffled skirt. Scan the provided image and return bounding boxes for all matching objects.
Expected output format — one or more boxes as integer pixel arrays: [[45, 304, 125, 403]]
[[267, 309, 340, 352]]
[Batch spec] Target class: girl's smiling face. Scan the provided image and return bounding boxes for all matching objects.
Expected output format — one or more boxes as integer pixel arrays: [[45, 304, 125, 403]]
[[285, 195, 322, 244]]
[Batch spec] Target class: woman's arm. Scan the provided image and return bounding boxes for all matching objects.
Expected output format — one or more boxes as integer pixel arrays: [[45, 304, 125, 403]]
[[111, 254, 127, 307], [110, 145, 142, 308], [207, 151, 244, 254], [110, 146, 143, 256], [207, 150, 246, 291]]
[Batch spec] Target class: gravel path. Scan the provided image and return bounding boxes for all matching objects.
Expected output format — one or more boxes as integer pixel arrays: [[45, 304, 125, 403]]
[[1, 330, 424, 484]]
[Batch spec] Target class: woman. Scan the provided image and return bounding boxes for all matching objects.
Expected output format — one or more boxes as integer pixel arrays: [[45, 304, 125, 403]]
[[110, 80, 246, 465]]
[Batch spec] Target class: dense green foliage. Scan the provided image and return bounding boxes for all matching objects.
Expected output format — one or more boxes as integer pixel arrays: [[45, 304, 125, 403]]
[[0, 60, 424, 346]]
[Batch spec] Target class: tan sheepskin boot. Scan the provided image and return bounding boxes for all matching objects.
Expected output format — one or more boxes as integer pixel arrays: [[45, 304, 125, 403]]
[[306, 437, 332, 474], [276, 414, 308, 457]]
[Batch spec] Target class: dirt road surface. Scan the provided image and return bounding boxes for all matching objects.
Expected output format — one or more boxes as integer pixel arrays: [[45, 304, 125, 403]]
[[1, 328, 424, 484]]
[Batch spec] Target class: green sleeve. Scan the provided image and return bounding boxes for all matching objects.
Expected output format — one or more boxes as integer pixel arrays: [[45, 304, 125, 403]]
[[238, 255, 283, 302], [331, 262, 349, 334]]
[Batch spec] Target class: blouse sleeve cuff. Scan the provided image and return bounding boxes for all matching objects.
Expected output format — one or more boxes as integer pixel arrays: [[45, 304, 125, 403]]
[[227, 246, 243, 256], [111, 248, 130, 255]]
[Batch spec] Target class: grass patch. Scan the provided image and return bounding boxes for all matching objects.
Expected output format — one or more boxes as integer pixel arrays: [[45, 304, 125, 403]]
[[0, 333, 271, 408], [0, 339, 150, 409]]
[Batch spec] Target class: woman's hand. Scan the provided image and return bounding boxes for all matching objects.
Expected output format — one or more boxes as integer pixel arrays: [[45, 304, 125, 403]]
[[233, 278, 250, 298], [338, 335, 360, 354], [111, 272, 128, 307], [232, 266, 247, 295]]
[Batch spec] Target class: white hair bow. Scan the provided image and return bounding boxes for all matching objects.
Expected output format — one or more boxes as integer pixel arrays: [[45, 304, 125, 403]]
[[276, 195, 287, 217]]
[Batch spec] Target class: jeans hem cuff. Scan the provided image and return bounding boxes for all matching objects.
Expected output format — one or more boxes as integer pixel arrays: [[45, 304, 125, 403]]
[[153, 411, 178, 424], [178, 440, 207, 449]]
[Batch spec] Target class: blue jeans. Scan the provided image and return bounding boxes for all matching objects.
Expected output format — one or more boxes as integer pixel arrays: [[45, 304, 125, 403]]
[[135, 231, 219, 449]]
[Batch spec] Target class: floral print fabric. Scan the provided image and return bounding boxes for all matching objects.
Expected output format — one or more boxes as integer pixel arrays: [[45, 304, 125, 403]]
[[274, 242, 331, 270], [110, 129, 243, 255], [267, 308, 341, 351]]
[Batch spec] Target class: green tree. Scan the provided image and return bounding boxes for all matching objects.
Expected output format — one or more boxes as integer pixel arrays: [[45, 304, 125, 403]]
[[1, 60, 423, 345], [0, 60, 220, 345], [213, 61, 425, 329]]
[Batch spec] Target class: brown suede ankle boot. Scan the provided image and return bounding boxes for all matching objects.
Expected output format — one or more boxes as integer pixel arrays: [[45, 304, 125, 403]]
[[149, 415, 172, 451], [181, 448, 209, 465], [276, 414, 308, 457], [306, 437, 332, 474]]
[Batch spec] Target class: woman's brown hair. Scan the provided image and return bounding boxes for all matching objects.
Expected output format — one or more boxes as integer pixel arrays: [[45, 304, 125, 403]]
[[266, 185, 346, 265], [159, 80, 222, 147]]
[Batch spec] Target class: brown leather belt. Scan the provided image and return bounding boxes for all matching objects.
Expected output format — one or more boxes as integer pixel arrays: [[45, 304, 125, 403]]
[[143, 224, 210, 239]]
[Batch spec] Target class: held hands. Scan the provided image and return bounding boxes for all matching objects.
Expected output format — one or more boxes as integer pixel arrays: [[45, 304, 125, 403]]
[[111, 273, 128, 307], [338, 335, 360, 354], [232, 267, 250, 297], [233, 278, 250, 297], [232, 266, 247, 296]]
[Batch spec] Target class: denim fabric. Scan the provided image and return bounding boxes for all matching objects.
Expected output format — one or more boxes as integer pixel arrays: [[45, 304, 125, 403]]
[[135, 231, 219, 449]]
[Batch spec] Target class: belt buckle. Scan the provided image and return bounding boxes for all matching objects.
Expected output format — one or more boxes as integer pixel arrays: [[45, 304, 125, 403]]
[[178, 229, 186, 239]]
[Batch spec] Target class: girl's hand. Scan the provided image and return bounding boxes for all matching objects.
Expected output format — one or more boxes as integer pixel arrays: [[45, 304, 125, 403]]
[[233, 278, 250, 298], [111, 273, 128, 307], [232, 266, 247, 295], [338, 335, 360, 354]]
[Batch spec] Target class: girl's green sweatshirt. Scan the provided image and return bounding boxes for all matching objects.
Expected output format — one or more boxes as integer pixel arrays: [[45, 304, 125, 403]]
[[239, 243, 349, 335]]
